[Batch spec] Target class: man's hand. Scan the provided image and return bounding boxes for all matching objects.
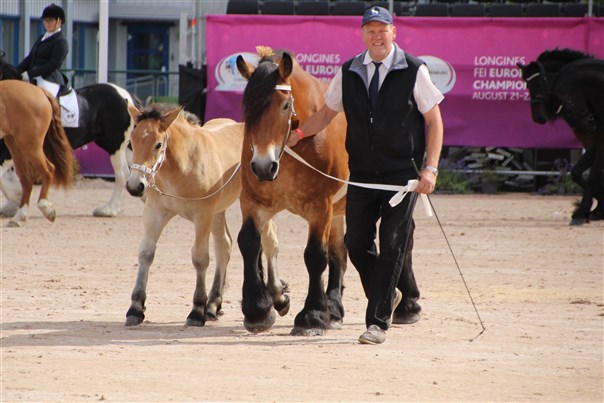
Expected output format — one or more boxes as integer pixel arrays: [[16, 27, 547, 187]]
[[20, 71, 29, 82], [415, 168, 437, 194]]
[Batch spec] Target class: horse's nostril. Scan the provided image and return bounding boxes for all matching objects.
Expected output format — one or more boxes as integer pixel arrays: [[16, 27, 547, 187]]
[[269, 162, 279, 176], [250, 161, 258, 176]]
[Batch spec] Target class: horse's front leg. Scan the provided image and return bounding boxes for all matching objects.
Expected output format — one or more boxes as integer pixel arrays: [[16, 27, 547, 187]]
[[205, 210, 232, 321], [93, 149, 127, 217], [125, 206, 171, 326], [238, 215, 276, 333], [291, 217, 330, 336], [186, 218, 213, 326], [5, 139, 33, 227], [263, 219, 290, 316], [0, 162, 21, 218], [326, 215, 347, 329]]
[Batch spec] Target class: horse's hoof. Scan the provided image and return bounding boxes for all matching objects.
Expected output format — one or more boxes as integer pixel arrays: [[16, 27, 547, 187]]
[[392, 312, 421, 325], [7, 220, 23, 228], [275, 294, 290, 317], [125, 315, 144, 326], [187, 309, 206, 327], [38, 199, 56, 222], [243, 310, 275, 334], [290, 327, 326, 336], [328, 320, 342, 330], [93, 205, 120, 218], [570, 217, 588, 226], [205, 306, 223, 321], [0, 201, 19, 217], [589, 211, 604, 221], [186, 317, 206, 327]]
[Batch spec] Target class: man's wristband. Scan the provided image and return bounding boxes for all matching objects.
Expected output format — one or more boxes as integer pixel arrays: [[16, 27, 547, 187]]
[[424, 165, 439, 176], [293, 128, 304, 141]]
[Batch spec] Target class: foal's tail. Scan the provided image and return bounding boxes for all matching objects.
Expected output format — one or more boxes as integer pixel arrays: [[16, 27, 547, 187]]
[[42, 91, 74, 189]]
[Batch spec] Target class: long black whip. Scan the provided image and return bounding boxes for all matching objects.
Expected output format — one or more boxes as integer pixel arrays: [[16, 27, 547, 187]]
[[412, 158, 486, 342]]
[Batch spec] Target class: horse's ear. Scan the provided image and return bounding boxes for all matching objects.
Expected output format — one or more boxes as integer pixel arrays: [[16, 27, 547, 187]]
[[127, 103, 141, 122], [160, 107, 182, 131], [237, 55, 255, 80], [279, 53, 293, 80], [517, 62, 525, 70]]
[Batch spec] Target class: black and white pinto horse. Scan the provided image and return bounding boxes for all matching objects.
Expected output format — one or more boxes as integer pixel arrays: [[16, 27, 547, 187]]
[[518, 49, 604, 225], [0, 52, 138, 217]]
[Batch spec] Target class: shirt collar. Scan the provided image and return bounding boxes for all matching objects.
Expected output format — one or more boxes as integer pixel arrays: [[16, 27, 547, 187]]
[[363, 46, 395, 70], [42, 28, 61, 41]]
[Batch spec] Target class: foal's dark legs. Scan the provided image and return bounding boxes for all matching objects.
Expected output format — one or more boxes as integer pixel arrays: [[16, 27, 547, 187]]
[[325, 215, 347, 328]]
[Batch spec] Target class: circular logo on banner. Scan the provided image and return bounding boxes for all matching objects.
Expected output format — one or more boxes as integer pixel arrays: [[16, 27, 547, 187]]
[[418, 55, 456, 94], [215, 52, 259, 92]]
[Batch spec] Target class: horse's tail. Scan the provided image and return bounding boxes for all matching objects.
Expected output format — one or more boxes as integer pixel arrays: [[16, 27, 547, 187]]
[[42, 91, 74, 189]]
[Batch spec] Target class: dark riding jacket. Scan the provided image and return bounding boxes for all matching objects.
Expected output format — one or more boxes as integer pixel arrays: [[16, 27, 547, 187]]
[[17, 31, 68, 85], [342, 45, 426, 185]]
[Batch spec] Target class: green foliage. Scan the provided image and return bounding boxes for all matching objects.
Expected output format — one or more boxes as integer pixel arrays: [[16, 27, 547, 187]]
[[538, 158, 582, 195], [435, 160, 471, 194]]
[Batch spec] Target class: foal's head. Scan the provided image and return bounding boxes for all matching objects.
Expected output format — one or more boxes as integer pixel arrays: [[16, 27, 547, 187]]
[[126, 104, 181, 197], [236, 46, 298, 181]]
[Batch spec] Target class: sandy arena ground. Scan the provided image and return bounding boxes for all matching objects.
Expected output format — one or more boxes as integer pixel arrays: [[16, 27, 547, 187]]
[[1, 178, 603, 402]]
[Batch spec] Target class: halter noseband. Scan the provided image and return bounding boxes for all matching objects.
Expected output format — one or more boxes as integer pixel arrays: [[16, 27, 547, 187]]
[[130, 130, 170, 182]]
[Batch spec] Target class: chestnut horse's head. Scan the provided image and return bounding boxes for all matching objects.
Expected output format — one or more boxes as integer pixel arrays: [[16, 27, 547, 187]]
[[237, 46, 299, 182]]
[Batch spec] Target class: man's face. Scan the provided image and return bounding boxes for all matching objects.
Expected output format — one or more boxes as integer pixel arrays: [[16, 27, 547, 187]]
[[362, 21, 396, 62]]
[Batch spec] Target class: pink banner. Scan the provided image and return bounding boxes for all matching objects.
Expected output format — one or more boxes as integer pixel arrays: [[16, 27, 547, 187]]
[[206, 15, 604, 149]]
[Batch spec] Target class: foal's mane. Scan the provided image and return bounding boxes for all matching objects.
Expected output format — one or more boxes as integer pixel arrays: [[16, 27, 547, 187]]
[[241, 47, 295, 130], [537, 48, 594, 72], [137, 104, 201, 126]]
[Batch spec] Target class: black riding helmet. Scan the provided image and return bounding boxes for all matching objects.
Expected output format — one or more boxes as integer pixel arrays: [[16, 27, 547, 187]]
[[41, 3, 65, 22]]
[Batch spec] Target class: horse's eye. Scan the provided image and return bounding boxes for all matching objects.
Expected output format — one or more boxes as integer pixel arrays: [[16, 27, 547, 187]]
[[155, 143, 162, 151]]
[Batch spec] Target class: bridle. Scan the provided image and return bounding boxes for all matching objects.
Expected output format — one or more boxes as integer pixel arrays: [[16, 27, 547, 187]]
[[249, 83, 297, 161], [525, 62, 563, 115], [129, 130, 241, 200]]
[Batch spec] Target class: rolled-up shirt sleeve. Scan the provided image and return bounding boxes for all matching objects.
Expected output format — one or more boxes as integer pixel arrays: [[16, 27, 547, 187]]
[[413, 64, 444, 114], [324, 69, 344, 112]]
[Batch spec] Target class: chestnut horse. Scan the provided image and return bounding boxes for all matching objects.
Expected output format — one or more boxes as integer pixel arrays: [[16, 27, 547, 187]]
[[0, 52, 138, 218], [124, 104, 253, 326], [0, 80, 73, 227], [235, 47, 349, 336]]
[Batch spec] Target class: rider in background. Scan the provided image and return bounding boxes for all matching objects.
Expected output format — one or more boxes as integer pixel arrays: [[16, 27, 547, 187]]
[[17, 3, 69, 97]]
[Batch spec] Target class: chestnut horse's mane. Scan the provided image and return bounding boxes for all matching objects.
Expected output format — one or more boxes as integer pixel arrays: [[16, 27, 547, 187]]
[[241, 46, 297, 131]]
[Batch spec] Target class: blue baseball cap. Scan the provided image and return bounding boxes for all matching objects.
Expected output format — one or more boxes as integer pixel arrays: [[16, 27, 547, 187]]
[[362, 6, 393, 26]]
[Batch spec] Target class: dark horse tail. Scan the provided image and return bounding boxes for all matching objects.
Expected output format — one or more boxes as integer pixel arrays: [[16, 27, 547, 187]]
[[42, 91, 74, 189]]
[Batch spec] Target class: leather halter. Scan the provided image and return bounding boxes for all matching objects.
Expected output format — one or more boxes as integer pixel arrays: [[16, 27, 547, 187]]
[[130, 130, 240, 200], [250, 84, 296, 161]]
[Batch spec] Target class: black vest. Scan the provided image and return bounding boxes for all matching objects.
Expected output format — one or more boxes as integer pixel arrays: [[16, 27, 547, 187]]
[[342, 49, 426, 184]]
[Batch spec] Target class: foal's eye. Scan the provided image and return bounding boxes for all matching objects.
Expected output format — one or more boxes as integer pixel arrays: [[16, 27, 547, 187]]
[[155, 143, 162, 151]]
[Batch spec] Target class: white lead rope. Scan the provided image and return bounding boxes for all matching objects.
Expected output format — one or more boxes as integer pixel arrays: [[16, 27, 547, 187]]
[[283, 145, 433, 216]]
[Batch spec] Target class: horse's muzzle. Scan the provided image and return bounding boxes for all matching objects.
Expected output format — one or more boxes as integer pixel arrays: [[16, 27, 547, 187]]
[[250, 160, 279, 182]]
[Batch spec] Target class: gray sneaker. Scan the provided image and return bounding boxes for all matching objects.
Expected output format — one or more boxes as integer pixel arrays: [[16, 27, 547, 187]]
[[358, 325, 386, 344]]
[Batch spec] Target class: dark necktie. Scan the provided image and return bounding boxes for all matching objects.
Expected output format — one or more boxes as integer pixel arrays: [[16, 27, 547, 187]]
[[369, 61, 382, 111]]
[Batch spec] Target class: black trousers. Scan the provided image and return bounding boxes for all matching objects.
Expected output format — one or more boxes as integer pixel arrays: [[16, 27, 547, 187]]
[[345, 185, 418, 330]]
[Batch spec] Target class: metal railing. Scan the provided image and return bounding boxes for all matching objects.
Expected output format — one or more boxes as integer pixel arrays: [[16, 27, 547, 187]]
[[64, 69, 179, 101]]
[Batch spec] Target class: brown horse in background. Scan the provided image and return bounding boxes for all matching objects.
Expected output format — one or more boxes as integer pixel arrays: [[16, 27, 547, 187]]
[[235, 47, 349, 335], [0, 80, 73, 227]]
